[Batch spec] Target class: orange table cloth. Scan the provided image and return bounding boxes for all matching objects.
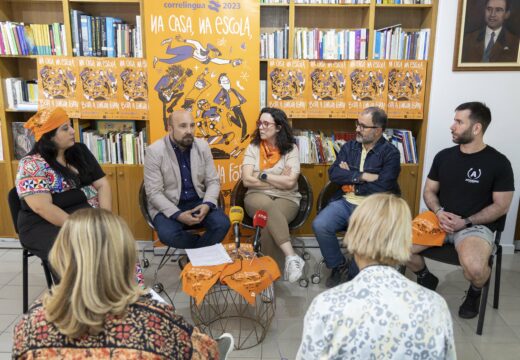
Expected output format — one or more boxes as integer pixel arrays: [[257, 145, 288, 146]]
[[181, 244, 281, 305]]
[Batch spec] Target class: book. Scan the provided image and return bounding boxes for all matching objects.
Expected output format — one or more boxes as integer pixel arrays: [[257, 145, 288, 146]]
[[96, 120, 136, 135], [12, 122, 35, 160]]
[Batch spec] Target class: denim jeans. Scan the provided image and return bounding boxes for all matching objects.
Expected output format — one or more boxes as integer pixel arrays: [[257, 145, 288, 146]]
[[312, 198, 359, 276], [153, 199, 230, 249]]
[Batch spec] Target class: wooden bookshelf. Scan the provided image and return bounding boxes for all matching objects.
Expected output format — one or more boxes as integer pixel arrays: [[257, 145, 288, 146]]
[[0, 0, 150, 240], [260, 0, 438, 235]]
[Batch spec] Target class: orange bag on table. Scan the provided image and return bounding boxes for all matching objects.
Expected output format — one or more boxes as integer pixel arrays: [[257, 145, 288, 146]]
[[412, 211, 446, 247]]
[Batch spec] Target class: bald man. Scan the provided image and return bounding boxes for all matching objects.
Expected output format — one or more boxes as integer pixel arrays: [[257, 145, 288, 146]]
[[144, 110, 230, 250]]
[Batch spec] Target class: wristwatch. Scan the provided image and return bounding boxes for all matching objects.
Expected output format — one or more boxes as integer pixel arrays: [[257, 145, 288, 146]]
[[464, 218, 473, 228], [258, 172, 268, 182]]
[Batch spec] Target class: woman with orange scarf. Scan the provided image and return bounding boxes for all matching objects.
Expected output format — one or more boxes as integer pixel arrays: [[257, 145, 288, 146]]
[[241, 107, 304, 283]]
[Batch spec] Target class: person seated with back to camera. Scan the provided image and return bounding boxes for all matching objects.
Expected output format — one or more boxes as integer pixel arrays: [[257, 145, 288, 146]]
[[15, 107, 111, 263], [12, 208, 220, 359], [297, 193, 456, 360], [144, 110, 230, 253], [241, 107, 305, 283]]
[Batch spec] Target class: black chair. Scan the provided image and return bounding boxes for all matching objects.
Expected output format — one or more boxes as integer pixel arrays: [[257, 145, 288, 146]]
[[230, 174, 313, 286], [139, 182, 225, 294], [309, 181, 348, 284], [7, 187, 54, 313], [400, 216, 505, 336]]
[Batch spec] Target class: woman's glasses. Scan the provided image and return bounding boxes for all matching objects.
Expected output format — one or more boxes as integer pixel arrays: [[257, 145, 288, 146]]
[[257, 120, 276, 128]]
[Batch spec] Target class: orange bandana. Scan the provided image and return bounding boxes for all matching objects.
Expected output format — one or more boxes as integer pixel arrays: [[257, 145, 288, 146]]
[[24, 107, 70, 141], [259, 140, 281, 170]]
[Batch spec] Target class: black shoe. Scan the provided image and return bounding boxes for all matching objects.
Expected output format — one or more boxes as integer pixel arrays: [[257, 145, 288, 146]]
[[417, 272, 439, 291], [325, 262, 349, 288], [178, 255, 190, 271], [458, 286, 481, 319]]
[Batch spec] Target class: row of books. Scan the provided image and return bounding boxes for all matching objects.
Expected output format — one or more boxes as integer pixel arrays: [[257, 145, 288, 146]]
[[81, 129, 147, 165], [3, 78, 38, 111], [376, 0, 431, 4], [295, 0, 370, 3], [260, 26, 290, 59], [70, 10, 143, 58], [294, 128, 417, 164], [293, 28, 368, 60], [373, 26, 430, 60], [384, 128, 418, 163], [0, 22, 67, 56]]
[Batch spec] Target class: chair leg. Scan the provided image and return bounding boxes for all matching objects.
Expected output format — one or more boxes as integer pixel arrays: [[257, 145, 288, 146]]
[[41, 261, 54, 289], [477, 278, 491, 336], [22, 249, 29, 314], [153, 247, 178, 285], [493, 245, 502, 309]]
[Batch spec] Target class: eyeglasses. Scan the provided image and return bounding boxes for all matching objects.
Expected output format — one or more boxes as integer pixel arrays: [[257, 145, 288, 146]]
[[355, 121, 380, 130], [257, 120, 276, 128]]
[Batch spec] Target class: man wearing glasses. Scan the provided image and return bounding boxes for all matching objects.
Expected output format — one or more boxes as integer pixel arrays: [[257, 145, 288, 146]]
[[312, 106, 401, 288]]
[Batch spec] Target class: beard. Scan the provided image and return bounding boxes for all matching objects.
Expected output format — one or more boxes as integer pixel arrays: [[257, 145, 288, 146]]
[[356, 132, 374, 144], [452, 128, 473, 144], [176, 135, 194, 148]]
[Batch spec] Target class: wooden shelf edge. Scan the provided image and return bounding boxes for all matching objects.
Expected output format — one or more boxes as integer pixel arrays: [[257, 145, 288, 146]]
[[69, 0, 140, 3], [294, 4, 370, 8], [376, 4, 432, 8]]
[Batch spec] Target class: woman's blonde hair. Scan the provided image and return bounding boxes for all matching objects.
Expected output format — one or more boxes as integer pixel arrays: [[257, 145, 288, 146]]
[[345, 193, 412, 266], [44, 208, 144, 338]]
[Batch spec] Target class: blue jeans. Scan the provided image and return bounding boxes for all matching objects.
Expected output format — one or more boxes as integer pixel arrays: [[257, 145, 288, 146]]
[[312, 198, 359, 276], [153, 199, 230, 249]]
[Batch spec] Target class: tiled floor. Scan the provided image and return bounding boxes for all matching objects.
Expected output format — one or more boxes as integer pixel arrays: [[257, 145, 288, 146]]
[[0, 247, 519, 359]]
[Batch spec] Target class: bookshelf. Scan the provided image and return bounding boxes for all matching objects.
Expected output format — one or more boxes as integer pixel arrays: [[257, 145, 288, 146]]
[[0, 0, 438, 240], [260, 0, 438, 235], [0, 0, 150, 240]]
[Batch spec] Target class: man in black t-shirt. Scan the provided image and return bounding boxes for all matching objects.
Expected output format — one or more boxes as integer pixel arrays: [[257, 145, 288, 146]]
[[406, 102, 514, 319]]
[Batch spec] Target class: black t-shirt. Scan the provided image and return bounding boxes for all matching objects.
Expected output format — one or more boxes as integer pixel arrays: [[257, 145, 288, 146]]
[[428, 145, 514, 232]]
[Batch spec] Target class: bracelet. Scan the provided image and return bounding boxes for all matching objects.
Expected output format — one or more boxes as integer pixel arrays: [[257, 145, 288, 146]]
[[434, 207, 444, 215]]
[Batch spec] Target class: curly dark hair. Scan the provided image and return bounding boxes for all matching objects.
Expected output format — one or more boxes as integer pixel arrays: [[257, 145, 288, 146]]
[[251, 107, 296, 155]]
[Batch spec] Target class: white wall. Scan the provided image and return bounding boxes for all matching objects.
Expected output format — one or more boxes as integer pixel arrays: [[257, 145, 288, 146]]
[[423, 0, 520, 253]]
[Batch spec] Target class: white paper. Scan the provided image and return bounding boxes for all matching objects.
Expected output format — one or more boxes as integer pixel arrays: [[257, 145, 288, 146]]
[[185, 243, 233, 267], [149, 289, 168, 304]]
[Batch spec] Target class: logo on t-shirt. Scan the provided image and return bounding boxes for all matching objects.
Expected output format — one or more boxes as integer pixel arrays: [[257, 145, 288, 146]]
[[465, 168, 481, 184]]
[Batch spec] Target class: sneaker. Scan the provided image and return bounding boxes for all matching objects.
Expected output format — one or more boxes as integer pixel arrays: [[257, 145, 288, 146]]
[[417, 272, 439, 291], [216, 333, 234, 359], [458, 286, 481, 319], [325, 261, 349, 288], [285, 255, 305, 283]]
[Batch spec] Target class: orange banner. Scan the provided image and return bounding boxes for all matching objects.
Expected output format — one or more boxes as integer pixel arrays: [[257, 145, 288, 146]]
[[267, 59, 308, 118], [387, 60, 427, 119], [308, 60, 347, 118], [144, 0, 260, 201]]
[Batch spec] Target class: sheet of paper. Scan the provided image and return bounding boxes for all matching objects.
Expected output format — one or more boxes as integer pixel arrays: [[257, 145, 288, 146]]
[[185, 243, 233, 267]]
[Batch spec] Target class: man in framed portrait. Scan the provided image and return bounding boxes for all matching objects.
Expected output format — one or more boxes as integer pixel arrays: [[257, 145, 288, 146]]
[[461, 0, 519, 63]]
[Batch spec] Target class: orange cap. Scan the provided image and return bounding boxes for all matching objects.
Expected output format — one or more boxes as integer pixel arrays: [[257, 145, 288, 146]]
[[24, 107, 70, 141]]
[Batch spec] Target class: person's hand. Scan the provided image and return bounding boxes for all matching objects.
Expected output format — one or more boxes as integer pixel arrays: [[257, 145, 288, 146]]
[[281, 166, 292, 176], [339, 161, 350, 170], [191, 204, 210, 222], [177, 211, 201, 226], [436, 210, 461, 233], [361, 172, 379, 182]]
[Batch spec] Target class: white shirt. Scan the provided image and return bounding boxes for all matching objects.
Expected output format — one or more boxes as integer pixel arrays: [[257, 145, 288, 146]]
[[485, 26, 502, 49], [297, 265, 456, 360]]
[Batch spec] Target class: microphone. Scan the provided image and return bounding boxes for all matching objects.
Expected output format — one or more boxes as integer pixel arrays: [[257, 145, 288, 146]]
[[229, 206, 244, 250], [252, 210, 268, 253]]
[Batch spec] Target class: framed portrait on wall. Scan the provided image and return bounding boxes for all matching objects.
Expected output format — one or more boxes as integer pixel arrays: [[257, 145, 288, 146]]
[[453, 0, 520, 71]]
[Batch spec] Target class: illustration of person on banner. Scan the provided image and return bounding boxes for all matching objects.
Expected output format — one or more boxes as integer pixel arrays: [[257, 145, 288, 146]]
[[154, 64, 193, 131], [214, 73, 249, 143], [153, 35, 242, 68], [181, 67, 211, 112], [40, 66, 76, 99]]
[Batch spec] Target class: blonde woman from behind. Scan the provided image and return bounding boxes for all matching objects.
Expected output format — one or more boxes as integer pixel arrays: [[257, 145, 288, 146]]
[[12, 208, 219, 359], [297, 194, 456, 360]]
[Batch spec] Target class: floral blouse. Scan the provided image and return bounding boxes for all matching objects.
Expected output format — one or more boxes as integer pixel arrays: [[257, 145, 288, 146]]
[[297, 265, 456, 360], [12, 297, 218, 359], [16, 145, 104, 208]]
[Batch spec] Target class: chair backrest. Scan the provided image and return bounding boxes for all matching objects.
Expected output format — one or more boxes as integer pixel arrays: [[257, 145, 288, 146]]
[[139, 182, 226, 231], [7, 187, 20, 234], [230, 174, 313, 231], [317, 181, 341, 213]]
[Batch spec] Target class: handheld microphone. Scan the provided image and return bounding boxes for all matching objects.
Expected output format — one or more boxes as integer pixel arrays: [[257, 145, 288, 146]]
[[229, 206, 244, 250], [252, 210, 268, 253]]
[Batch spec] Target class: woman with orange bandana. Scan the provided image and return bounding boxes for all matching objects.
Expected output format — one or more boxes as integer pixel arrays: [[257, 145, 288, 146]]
[[15, 107, 111, 261], [241, 107, 304, 283]]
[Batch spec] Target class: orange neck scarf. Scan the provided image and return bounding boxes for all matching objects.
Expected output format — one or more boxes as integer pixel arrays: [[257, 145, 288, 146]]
[[259, 140, 281, 170]]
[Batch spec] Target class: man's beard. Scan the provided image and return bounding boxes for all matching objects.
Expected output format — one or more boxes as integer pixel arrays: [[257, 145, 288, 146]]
[[177, 135, 194, 147], [452, 128, 473, 144]]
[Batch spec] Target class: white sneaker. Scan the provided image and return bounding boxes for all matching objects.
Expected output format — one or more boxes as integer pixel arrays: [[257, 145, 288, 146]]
[[285, 255, 305, 283]]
